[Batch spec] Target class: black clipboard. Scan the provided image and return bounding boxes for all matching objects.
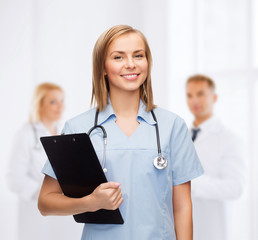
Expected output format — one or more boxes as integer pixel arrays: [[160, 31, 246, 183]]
[[40, 133, 124, 224]]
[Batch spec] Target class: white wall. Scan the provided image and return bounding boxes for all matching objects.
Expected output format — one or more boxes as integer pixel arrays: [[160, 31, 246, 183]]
[[0, 1, 34, 239]]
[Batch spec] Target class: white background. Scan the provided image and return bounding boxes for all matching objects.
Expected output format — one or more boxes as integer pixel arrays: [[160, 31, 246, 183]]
[[0, 0, 257, 239]]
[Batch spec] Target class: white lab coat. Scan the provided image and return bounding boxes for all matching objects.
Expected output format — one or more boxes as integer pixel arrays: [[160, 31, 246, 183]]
[[190, 116, 245, 240], [6, 122, 82, 240]]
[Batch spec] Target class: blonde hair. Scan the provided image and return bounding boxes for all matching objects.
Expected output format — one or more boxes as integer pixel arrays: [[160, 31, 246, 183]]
[[91, 25, 156, 112], [29, 82, 63, 123], [186, 74, 216, 91]]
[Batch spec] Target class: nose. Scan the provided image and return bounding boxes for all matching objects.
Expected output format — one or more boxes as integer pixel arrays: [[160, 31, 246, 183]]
[[125, 57, 135, 69], [190, 97, 201, 108], [57, 101, 64, 110]]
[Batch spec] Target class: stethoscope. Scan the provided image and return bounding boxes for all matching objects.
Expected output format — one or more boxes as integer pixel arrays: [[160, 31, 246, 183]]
[[87, 109, 168, 172]]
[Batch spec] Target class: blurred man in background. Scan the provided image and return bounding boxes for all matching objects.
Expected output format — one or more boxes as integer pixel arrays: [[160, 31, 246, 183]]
[[186, 74, 245, 240]]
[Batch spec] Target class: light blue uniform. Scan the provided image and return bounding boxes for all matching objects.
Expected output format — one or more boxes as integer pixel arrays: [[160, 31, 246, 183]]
[[42, 100, 203, 240]]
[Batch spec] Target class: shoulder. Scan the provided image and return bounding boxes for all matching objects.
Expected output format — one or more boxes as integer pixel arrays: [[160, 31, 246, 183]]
[[152, 107, 188, 139], [10, 123, 34, 146], [16, 123, 34, 136], [209, 118, 241, 146], [212, 118, 236, 137], [63, 108, 97, 133], [153, 106, 185, 126]]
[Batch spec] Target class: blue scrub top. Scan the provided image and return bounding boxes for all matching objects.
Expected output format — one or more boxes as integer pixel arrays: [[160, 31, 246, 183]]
[[42, 100, 203, 240]]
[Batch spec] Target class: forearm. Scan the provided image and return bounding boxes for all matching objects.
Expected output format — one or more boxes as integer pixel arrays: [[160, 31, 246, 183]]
[[38, 192, 93, 216], [173, 182, 193, 240], [38, 176, 123, 216], [174, 203, 193, 240]]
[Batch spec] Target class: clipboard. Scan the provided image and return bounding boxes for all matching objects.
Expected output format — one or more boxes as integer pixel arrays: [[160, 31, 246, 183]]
[[40, 133, 124, 224]]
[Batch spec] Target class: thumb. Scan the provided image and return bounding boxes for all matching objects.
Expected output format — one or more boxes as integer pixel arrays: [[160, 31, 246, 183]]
[[100, 182, 121, 189]]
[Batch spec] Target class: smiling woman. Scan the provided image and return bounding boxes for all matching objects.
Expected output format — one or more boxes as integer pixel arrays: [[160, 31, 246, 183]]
[[91, 25, 154, 112], [104, 33, 148, 97], [38, 25, 204, 240]]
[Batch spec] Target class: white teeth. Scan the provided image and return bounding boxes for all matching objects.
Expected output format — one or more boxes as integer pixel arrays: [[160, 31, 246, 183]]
[[123, 74, 137, 79]]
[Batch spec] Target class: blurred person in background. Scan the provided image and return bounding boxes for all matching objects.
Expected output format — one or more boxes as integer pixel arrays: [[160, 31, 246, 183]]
[[6, 82, 81, 240], [186, 74, 245, 240]]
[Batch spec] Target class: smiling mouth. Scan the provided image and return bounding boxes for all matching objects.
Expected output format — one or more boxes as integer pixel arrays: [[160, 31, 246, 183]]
[[121, 74, 140, 80]]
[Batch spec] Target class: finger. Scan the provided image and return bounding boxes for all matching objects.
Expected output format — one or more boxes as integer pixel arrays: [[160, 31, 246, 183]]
[[113, 197, 124, 210], [108, 188, 121, 201], [104, 187, 121, 201], [114, 191, 123, 204], [111, 191, 123, 207], [100, 182, 121, 190]]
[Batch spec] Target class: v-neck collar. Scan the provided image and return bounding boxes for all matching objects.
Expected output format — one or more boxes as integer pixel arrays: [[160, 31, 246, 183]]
[[97, 99, 156, 126]]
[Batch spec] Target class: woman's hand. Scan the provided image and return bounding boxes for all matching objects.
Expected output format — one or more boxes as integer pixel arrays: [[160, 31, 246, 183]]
[[88, 182, 123, 212]]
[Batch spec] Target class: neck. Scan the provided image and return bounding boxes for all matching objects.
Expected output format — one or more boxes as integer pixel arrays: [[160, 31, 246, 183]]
[[109, 90, 140, 118], [194, 113, 213, 127], [41, 118, 58, 135]]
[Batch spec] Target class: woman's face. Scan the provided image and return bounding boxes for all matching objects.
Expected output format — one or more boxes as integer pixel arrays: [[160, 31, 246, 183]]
[[40, 89, 64, 122], [104, 32, 148, 95]]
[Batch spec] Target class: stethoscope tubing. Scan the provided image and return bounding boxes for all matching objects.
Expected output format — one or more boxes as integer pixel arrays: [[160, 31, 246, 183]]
[[150, 110, 162, 156], [88, 108, 167, 171], [88, 123, 107, 171]]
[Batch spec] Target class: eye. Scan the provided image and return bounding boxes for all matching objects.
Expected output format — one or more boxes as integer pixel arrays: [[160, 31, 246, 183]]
[[50, 100, 57, 104], [114, 56, 122, 60], [135, 54, 144, 58]]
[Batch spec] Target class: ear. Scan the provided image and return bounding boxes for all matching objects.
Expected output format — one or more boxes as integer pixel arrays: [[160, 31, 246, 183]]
[[213, 93, 218, 103], [104, 66, 107, 76]]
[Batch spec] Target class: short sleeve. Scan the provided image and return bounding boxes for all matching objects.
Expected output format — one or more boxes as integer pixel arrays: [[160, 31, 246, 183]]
[[41, 121, 73, 179], [171, 117, 204, 186]]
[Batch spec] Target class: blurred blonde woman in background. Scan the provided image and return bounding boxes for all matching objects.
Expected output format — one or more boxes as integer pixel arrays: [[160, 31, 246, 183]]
[[6, 82, 81, 240]]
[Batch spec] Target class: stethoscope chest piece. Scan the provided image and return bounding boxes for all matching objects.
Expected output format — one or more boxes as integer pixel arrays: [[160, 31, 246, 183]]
[[154, 156, 168, 170]]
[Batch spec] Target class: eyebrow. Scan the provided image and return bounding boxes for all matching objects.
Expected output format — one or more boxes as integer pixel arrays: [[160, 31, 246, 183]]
[[110, 49, 145, 55]]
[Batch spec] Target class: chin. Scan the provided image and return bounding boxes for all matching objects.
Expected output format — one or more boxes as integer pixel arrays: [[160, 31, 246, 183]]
[[52, 116, 62, 122]]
